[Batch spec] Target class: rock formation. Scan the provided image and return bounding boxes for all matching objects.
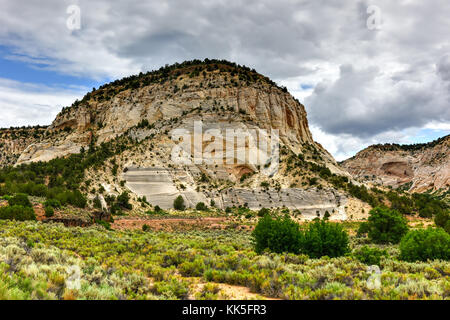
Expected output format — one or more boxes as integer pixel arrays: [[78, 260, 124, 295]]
[[6, 60, 355, 218], [341, 135, 450, 194], [0, 127, 47, 167]]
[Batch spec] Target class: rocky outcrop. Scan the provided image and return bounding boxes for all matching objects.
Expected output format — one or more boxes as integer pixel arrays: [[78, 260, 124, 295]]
[[45, 215, 93, 227], [0, 127, 47, 167], [341, 135, 450, 193], [123, 166, 347, 218], [16, 62, 324, 166], [91, 210, 112, 223]]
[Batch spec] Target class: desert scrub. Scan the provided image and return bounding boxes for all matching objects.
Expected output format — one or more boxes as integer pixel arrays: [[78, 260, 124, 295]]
[[195, 283, 222, 300], [0, 236, 162, 300], [353, 246, 389, 265], [0, 221, 448, 300], [151, 277, 190, 299]]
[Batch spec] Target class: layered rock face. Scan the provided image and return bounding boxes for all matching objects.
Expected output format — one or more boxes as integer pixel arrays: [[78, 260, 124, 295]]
[[341, 135, 450, 193], [12, 61, 350, 217], [17, 80, 315, 165], [123, 167, 347, 218], [0, 127, 47, 167]]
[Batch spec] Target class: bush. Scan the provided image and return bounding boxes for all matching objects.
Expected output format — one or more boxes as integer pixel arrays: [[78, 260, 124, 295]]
[[93, 196, 102, 209], [44, 199, 61, 209], [434, 210, 449, 230], [53, 190, 87, 208], [195, 202, 207, 211], [445, 221, 450, 234], [173, 196, 185, 211], [0, 205, 36, 221], [399, 228, 450, 262], [252, 215, 303, 254], [142, 224, 150, 232], [301, 220, 349, 258], [353, 246, 388, 265], [257, 208, 270, 217], [8, 194, 32, 208], [366, 207, 409, 244], [44, 206, 54, 218], [95, 220, 111, 230], [116, 192, 132, 210], [357, 222, 370, 237]]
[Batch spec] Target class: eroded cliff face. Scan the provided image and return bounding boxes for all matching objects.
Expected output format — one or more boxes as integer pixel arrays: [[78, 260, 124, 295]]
[[0, 127, 47, 167], [341, 135, 450, 193], [12, 62, 351, 217], [17, 77, 316, 165]]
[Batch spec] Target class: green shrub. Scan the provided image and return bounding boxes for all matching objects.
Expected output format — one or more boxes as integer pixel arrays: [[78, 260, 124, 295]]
[[252, 215, 303, 254], [0, 205, 36, 221], [257, 208, 270, 217], [301, 220, 349, 258], [142, 224, 150, 232], [399, 228, 450, 262], [93, 196, 102, 209], [366, 207, 408, 244], [116, 192, 132, 210], [8, 194, 32, 208], [353, 246, 388, 265], [357, 222, 370, 237], [434, 210, 449, 230], [95, 220, 111, 230], [110, 203, 121, 215], [173, 196, 185, 211], [445, 221, 450, 234], [146, 208, 166, 216], [44, 206, 54, 218], [53, 190, 87, 208], [152, 278, 189, 300], [195, 202, 207, 211], [44, 199, 61, 209]]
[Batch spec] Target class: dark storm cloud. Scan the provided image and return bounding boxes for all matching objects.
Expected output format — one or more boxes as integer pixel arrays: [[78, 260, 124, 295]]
[[306, 63, 450, 137], [0, 0, 449, 157]]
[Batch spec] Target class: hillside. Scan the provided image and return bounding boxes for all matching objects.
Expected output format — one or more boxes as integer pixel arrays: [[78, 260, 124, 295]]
[[0, 59, 363, 219], [342, 135, 450, 195]]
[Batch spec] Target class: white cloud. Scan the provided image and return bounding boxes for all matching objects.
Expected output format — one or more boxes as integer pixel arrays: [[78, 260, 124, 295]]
[[304, 63, 450, 137], [0, 78, 85, 127], [0, 0, 449, 158]]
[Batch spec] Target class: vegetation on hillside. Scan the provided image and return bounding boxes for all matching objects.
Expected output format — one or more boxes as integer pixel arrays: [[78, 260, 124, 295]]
[[343, 135, 449, 162], [0, 219, 448, 300], [63, 59, 293, 115]]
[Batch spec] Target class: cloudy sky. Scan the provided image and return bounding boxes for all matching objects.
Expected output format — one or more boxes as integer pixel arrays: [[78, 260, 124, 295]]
[[0, 0, 449, 160]]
